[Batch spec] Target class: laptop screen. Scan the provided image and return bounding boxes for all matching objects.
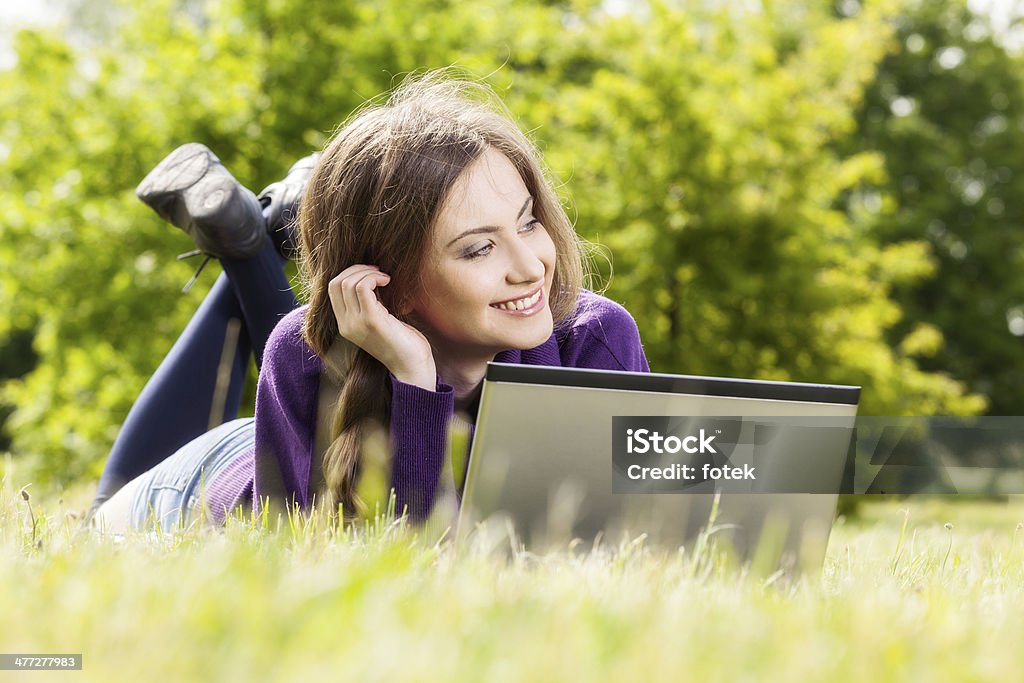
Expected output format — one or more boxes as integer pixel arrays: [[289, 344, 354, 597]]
[[457, 363, 861, 571]]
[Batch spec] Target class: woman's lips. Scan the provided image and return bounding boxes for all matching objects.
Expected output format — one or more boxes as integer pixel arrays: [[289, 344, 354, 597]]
[[490, 287, 545, 316]]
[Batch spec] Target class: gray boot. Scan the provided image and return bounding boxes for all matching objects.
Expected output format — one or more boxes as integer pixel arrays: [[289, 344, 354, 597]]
[[136, 142, 266, 260], [258, 152, 320, 259]]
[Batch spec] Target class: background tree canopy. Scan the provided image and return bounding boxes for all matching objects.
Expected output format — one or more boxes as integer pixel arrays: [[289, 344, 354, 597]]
[[1, 0, 1015, 488], [845, 0, 1024, 416]]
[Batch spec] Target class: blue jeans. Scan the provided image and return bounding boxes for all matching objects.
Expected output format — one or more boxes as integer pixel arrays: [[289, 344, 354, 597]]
[[93, 418, 255, 533]]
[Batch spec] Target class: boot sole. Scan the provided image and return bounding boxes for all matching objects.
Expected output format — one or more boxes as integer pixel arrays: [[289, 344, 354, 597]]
[[136, 142, 217, 198]]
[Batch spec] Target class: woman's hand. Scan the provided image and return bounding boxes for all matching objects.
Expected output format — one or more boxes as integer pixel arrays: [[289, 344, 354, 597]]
[[327, 265, 437, 391]]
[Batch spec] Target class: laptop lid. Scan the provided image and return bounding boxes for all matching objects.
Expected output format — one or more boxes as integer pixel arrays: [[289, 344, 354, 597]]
[[457, 363, 861, 571]]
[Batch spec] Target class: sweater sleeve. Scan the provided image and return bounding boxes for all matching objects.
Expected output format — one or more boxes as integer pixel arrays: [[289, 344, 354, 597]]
[[252, 306, 323, 514], [559, 291, 651, 372], [388, 375, 455, 521]]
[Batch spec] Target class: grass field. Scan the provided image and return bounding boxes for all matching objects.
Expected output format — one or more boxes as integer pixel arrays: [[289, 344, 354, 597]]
[[2, 467, 1023, 682]]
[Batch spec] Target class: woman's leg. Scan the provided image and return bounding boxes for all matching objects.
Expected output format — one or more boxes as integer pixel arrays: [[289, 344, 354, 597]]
[[92, 417, 256, 534], [91, 239, 297, 507], [92, 274, 251, 505], [219, 238, 298, 366]]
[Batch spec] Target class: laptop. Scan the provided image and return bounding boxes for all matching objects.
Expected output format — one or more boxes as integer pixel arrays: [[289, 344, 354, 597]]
[[456, 363, 861, 572]]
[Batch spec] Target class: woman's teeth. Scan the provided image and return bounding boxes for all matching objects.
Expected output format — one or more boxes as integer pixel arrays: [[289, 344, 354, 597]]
[[492, 290, 542, 311]]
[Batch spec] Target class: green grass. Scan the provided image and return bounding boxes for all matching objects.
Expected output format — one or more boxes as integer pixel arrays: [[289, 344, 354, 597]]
[[2, 467, 1024, 682]]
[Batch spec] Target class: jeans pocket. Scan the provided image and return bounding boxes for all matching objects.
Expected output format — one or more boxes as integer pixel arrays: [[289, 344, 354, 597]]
[[143, 483, 192, 530]]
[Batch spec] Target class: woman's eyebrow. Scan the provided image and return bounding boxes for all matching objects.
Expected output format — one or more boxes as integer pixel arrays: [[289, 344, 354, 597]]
[[445, 196, 534, 248]]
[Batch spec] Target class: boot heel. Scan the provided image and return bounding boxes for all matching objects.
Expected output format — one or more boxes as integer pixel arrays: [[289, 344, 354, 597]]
[[185, 175, 266, 259]]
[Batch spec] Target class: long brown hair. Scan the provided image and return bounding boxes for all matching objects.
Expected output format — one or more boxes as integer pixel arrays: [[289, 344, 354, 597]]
[[297, 71, 586, 517]]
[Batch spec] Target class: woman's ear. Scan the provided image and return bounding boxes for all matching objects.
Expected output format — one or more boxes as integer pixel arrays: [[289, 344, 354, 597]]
[[394, 275, 422, 317], [395, 294, 416, 318]]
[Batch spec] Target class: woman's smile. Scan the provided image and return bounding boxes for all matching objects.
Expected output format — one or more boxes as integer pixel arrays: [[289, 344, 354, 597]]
[[489, 286, 544, 314]]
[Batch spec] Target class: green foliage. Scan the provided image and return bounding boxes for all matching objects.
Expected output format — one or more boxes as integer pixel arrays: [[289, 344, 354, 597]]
[[504, 1, 983, 415], [846, 0, 1024, 415], [0, 0, 985, 487]]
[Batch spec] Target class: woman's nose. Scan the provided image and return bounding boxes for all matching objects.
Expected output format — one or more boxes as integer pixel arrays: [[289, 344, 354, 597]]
[[506, 237, 545, 284]]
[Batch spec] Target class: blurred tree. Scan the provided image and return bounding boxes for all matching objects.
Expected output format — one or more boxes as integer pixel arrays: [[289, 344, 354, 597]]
[[846, 0, 1024, 415], [508, 0, 984, 416], [0, 0, 564, 486], [0, 9, 269, 484], [0, 0, 983, 488]]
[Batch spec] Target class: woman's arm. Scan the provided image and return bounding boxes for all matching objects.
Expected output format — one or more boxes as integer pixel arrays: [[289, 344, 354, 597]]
[[252, 306, 324, 512], [326, 264, 453, 521], [387, 376, 456, 521], [253, 307, 454, 522]]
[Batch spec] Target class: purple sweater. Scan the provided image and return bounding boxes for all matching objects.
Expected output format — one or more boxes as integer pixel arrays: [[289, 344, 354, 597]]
[[204, 290, 649, 522]]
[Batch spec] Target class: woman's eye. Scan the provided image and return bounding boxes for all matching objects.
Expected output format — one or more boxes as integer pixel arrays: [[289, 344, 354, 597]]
[[463, 242, 494, 260], [461, 221, 540, 260], [520, 219, 541, 234]]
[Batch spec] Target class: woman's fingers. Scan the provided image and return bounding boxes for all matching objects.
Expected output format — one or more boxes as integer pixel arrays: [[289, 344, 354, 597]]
[[328, 264, 382, 319], [352, 270, 391, 322], [327, 264, 401, 348], [324, 264, 436, 389]]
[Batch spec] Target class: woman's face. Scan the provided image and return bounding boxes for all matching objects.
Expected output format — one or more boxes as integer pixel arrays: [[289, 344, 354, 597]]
[[409, 147, 556, 359]]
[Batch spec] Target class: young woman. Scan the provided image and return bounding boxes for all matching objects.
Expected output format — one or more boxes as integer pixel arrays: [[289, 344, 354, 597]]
[[90, 73, 650, 533]]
